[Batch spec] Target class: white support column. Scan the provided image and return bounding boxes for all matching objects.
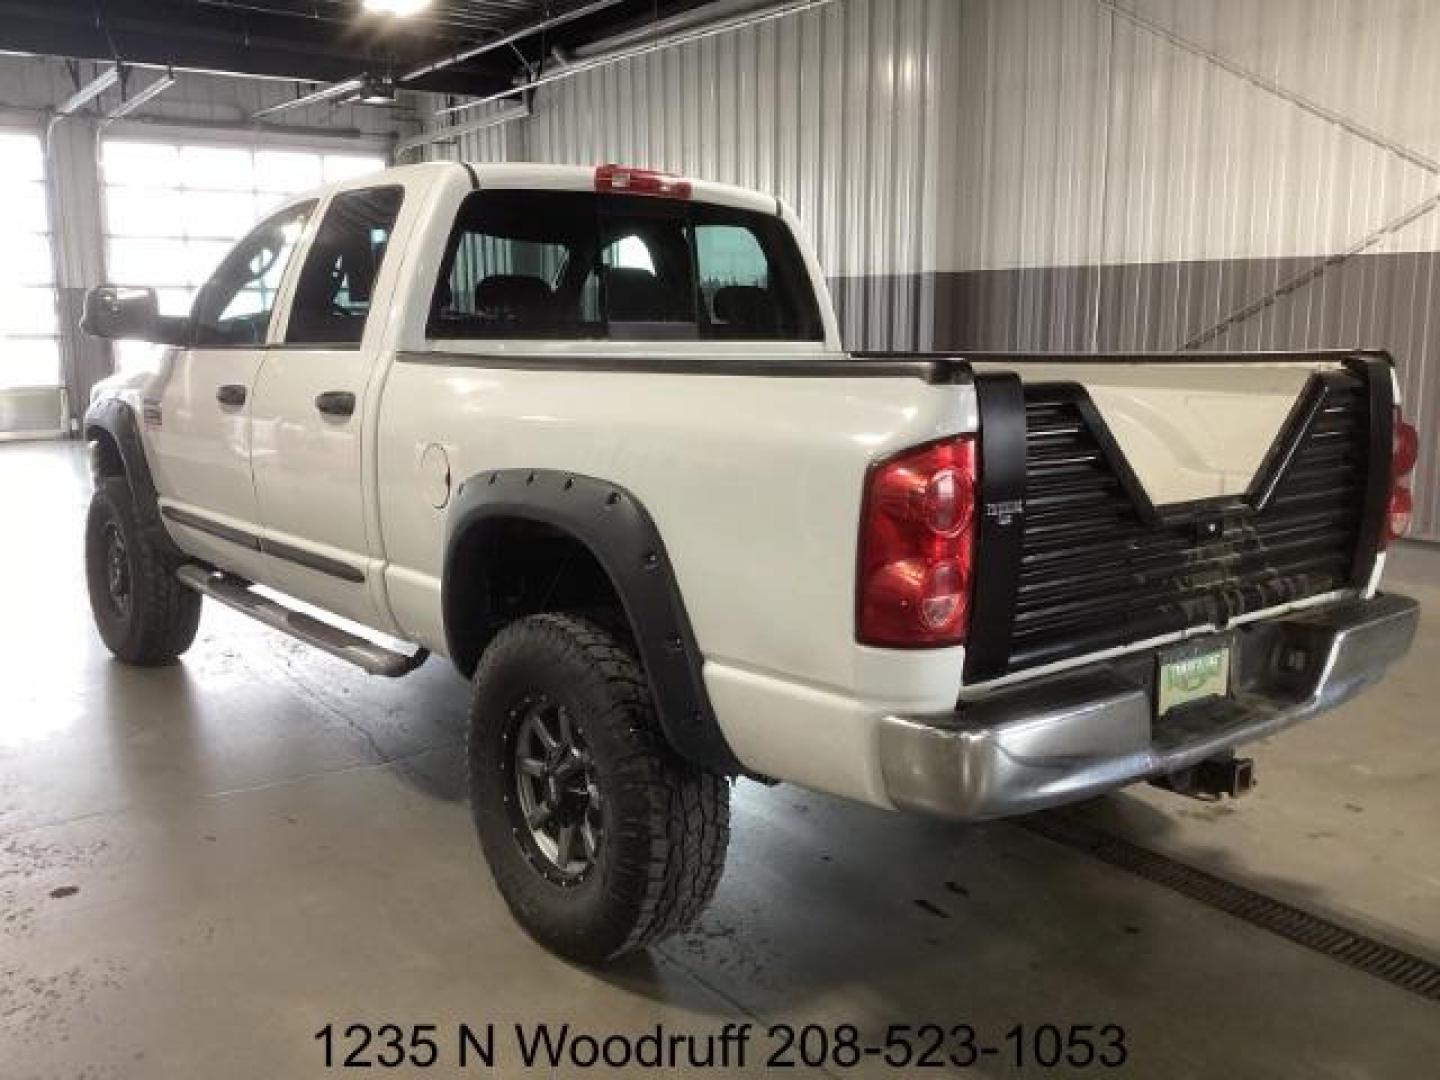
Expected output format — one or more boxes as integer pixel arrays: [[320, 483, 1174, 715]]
[[45, 115, 109, 430]]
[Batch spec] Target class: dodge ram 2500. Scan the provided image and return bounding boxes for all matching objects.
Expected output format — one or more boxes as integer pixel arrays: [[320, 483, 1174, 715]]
[[81, 161, 1421, 963]]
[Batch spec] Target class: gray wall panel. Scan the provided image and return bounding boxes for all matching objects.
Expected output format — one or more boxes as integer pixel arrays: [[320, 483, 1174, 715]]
[[949, 0, 1440, 539]]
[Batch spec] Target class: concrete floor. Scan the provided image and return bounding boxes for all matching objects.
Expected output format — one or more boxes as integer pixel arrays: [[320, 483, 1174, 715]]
[[2, 438, 1437, 1079]]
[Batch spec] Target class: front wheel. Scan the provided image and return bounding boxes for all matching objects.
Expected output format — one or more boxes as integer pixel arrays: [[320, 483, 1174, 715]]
[[468, 613, 730, 964], [85, 477, 201, 665]]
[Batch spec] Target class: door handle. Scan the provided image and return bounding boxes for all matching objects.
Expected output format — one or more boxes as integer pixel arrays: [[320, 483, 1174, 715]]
[[315, 390, 356, 418], [216, 384, 247, 407]]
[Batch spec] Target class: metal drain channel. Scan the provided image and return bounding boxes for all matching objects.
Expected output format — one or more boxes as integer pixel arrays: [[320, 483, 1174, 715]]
[[1020, 812, 1440, 1004]]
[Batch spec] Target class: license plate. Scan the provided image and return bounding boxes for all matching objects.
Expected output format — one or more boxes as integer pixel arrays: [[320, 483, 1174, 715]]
[[1157, 641, 1231, 715]]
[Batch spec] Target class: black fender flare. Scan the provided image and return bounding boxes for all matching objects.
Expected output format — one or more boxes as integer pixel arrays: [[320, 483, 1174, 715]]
[[443, 469, 740, 773], [84, 397, 158, 518], [83, 398, 184, 560]]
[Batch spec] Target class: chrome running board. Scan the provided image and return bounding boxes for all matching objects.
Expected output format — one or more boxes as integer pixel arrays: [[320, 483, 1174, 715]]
[[176, 564, 428, 678]]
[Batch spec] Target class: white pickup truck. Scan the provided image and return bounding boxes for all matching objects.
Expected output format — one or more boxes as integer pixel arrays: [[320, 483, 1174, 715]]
[[82, 161, 1420, 963]]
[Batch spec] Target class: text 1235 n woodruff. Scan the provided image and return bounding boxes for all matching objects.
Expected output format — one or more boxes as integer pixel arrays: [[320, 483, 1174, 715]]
[[314, 1020, 1130, 1071]]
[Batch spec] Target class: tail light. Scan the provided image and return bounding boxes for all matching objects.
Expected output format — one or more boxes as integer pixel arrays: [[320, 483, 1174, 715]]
[[1384, 407, 1419, 546], [857, 437, 978, 647], [594, 163, 692, 199]]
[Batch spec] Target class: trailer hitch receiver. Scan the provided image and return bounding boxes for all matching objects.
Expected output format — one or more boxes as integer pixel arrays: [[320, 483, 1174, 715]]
[[1150, 753, 1256, 801]]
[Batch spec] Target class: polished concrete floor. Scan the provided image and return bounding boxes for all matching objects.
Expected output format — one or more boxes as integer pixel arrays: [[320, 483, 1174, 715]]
[[2, 439, 1438, 1078]]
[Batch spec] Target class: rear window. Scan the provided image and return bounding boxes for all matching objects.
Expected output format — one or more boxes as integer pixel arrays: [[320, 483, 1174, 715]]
[[427, 190, 823, 342]]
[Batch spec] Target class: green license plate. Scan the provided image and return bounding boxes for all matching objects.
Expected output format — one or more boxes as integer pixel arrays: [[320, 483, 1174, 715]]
[[1157, 641, 1231, 715]]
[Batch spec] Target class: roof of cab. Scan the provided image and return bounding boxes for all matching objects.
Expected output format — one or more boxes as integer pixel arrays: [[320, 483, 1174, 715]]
[[294, 160, 777, 215], [461, 162, 778, 214]]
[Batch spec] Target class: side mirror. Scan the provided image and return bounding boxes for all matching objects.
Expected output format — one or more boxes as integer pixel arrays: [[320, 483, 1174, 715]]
[[81, 287, 190, 345], [82, 286, 159, 340]]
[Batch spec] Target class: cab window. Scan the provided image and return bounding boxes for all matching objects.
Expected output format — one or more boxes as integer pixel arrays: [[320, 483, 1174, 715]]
[[285, 186, 404, 346], [695, 223, 779, 338], [191, 202, 313, 347], [430, 190, 601, 339], [595, 210, 697, 332], [428, 190, 822, 342]]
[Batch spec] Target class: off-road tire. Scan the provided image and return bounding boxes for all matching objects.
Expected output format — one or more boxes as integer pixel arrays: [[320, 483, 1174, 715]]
[[468, 613, 730, 964], [85, 476, 201, 665]]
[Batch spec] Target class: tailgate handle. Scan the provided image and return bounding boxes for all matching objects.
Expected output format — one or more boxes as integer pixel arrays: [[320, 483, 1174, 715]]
[[216, 384, 247, 407], [315, 390, 356, 418]]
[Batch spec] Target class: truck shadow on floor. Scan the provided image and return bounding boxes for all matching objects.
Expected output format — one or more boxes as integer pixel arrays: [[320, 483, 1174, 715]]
[[592, 782, 1439, 1076], [86, 620, 473, 814]]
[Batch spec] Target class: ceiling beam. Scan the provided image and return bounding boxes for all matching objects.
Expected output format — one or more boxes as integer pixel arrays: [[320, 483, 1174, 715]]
[[57, 63, 119, 114], [400, 0, 627, 83], [0, 2, 511, 96], [252, 77, 367, 120], [105, 70, 177, 119], [438, 0, 838, 118]]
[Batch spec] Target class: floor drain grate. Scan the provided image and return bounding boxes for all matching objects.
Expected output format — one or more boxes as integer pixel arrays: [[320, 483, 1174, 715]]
[[1020, 812, 1440, 1004]]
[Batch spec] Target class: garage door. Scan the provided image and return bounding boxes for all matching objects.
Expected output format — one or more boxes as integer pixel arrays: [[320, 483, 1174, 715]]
[[100, 138, 383, 369], [0, 130, 64, 439]]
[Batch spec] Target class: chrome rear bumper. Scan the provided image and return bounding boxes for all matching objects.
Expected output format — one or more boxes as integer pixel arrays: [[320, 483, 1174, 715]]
[[878, 593, 1419, 821]]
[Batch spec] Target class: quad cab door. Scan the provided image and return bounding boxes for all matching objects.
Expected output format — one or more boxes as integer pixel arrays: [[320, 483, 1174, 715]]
[[147, 200, 315, 582], [248, 184, 408, 629]]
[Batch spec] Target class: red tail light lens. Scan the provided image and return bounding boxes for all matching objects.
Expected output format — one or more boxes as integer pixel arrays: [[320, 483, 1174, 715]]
[[1394, 409, 1419, 478], [1384, 486, 1414, 545], [594, 163, 692, 199], [1384, 407, 1419, 547], [858, 438, 978, 647]]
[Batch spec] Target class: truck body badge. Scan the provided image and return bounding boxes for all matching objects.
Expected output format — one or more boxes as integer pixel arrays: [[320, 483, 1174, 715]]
[[1194, 515, 1225, 544], [985, 499, 1024, 526], [142, 399, 163, 428]]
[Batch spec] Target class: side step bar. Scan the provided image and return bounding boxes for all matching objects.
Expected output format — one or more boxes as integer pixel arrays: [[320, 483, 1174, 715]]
[[177, 564, 428, 678]]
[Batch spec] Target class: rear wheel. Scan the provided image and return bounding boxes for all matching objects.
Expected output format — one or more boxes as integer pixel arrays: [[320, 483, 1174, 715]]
[[468, 613, 730, 963], [85, 477, 201, 665]]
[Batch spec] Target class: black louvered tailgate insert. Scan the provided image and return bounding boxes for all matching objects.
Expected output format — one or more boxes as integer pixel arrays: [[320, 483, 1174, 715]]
[[1009, 374, 1369, 673]]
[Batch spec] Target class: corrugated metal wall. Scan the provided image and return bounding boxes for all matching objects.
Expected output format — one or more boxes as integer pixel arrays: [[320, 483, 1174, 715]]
[[947, 0, 1440, 540], [421, 0, 1440, 540], [522, 0, 961, 351], [425, 101, 526, 165]]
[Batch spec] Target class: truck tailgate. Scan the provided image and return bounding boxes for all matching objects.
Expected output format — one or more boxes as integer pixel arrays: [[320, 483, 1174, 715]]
[[960, 352, 1393, 683]]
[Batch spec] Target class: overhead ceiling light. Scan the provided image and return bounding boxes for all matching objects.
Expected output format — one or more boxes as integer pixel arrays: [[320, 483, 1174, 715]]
[[363, 0, 431, 15], [346, 74, 397, 105]]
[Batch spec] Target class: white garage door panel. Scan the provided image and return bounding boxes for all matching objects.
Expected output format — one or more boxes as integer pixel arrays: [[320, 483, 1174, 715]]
[[100, 138, 385, 324], [0, 130, 62, 418]]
